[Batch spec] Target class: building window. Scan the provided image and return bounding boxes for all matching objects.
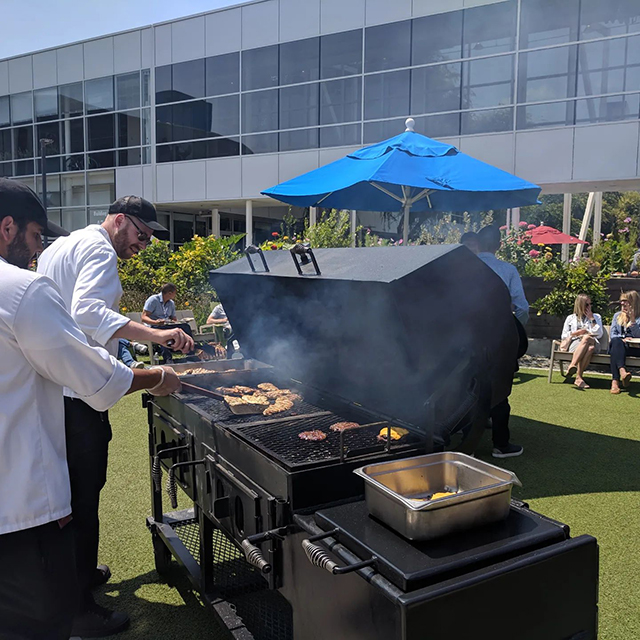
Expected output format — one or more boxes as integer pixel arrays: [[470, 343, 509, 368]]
[[580, 0, 640, 39], [13, 126, 34, 159], [155, 65, 173, 104], [87, 114, 115, 150], [575, 92, 640, 124], [462, 54, 514, 110], [205, 52, 240, 96], [208, 95, 240, 136], [141, 69, 151, 107], [242, 45, 279, 90], [411, 64, 461, 115], [61, 172, 85, 206], [59, 83, 84, 117], [412, 11, 463, 65], [117, 110, 141, 147], [14, 160, 34, 176], [578, 35, 640, 97], [519, 0, 579, 49], [321, 30, 362, 79], [279, 37, 320, 86], [85, 77, 114, 114], [463, 0, 517, 58], [242, 89, 278, 133], [36, 122, 61, 155], [320, 77, 362, 125], [241, 133, 278, 155], [11, 92, 33, 125], [319, 123, 361, 148], [461, 107, 514, 135], [60, 118, 85, 154], [88, 169, 115, 205], [413, 112, 460, 138], [279, 84, 319, 129], [279, 128, 318, 151], [37, 174, 61, 207], [62, 208, 88, 232], [116, 72, 140, 110], [364, 70, 410, 120], [0, 129, 11, 161], [34, 87, 59, 122], [0, 96, 10, 127], [363, 118, 406, 144], [516, 101, 576, 129], [365, 21, 411, 73], [172, 58, 205, 101], [86, 151, 116, 169], [518, 45, 578, 103]]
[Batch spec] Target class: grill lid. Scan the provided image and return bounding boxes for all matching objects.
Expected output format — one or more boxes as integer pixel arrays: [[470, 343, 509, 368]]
[[210, 245, 519, 437]]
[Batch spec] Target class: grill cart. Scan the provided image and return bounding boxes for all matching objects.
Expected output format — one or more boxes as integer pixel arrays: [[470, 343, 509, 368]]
[[145, 245, 598, 640]]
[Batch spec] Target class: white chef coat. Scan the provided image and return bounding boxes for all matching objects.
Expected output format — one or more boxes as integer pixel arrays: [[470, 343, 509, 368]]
[[37, 224, 130, 397], [0, 257, 133, 535]]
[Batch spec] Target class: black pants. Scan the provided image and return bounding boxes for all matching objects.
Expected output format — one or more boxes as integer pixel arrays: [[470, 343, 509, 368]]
[[609, 337, 640, 380], [64, 397, 111, 611], [0, 521, 77, 639], [491, 398, 511, 449], [154, 322, 194, 363]]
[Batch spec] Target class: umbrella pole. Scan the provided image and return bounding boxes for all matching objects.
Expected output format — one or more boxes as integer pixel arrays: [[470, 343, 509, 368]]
[[402, 202, 410, 245]]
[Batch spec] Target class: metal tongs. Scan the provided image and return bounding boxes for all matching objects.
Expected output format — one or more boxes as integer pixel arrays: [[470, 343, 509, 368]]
[[180, 381, 265, 415]]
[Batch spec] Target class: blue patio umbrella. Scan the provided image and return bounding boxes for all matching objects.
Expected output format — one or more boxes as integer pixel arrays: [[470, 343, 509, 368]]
[[262, 119, 541, 243]]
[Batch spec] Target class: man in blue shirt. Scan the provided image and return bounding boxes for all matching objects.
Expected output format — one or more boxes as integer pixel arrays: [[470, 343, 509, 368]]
[[476, 225, 527, 459], [142, 284, 193, 363]]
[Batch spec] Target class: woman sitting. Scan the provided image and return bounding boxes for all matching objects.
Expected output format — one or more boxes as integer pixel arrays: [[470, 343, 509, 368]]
[[609, 290, 640, 394], [560, 294, 603, 389]]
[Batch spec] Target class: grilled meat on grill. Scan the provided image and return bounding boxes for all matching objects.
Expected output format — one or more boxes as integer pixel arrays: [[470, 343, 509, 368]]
[[298, 430, 327, 441], [216, 385, 256, 396], [257, 382, 278, 392], [224, 394, 270, 411], [329, 421, 359, 432], [264, 397, 294, 415], [177, 367, 212, 376]]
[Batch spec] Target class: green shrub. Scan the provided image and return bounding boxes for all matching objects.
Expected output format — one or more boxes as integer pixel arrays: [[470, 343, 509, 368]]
[[532, 259, 611, 323]]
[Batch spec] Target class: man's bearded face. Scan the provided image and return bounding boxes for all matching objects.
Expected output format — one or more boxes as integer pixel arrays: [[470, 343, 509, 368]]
[[7, 228, 32, 269]]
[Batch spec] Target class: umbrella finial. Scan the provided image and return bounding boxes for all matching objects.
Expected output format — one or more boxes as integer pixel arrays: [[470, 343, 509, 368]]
[[405, 117, 415, 132]]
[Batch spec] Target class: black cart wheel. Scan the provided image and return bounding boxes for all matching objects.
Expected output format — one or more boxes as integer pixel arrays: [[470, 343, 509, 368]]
[[152, 530, 173, 575]]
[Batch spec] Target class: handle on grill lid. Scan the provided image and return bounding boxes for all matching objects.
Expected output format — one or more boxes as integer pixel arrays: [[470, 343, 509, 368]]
[[302, 529, 377, 575], [244, 245, 270, 273], [290, 243, 321, 276]]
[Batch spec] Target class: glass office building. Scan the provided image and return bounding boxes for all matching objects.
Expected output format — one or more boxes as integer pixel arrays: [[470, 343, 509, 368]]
[[1, 0, 640, 244]]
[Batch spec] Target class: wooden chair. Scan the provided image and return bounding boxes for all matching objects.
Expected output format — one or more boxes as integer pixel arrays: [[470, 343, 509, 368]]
[[547, 325, 640, 382]]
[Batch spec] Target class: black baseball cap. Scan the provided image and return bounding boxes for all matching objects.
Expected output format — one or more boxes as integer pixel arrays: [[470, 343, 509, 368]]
[[0, 178, 69, 237], [108, 195, 167, 233]]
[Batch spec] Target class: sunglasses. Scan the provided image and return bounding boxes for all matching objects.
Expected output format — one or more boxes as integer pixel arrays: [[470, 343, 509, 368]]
[[620, 300, 630, 305], [125, 215, 151, 243]]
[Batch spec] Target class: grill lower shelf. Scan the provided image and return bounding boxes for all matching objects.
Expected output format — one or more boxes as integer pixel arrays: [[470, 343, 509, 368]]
[[170, 517, 293, 640]]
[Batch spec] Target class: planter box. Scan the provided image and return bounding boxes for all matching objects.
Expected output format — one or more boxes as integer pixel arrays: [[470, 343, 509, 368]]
[[527, 313, 564, 339]]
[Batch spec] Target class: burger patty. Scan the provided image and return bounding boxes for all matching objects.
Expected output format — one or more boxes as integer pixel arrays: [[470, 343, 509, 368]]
[[298, 430, 327, 441], [329, 421, 359, 432]]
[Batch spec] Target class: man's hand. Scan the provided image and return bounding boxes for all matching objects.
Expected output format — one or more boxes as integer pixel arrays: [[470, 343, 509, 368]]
[[153, 327, 194, 353], [148, 366, 182, 396], [573, 329, 587, 337]]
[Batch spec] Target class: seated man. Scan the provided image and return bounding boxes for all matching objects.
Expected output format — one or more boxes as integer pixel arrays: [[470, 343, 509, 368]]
[[142, 283, 193, 363], [206, 303, 232, 346]]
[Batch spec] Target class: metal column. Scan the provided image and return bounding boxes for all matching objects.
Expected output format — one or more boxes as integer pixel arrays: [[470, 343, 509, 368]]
[[309, 206, 317, 228], [562, 194, 572, 264], [350, 210, 357, 247], [593, 192, 603, 247], [245, 200, 253, 246], [211, 208, 220, 237]]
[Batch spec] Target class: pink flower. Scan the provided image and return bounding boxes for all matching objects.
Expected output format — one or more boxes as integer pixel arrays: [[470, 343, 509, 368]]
[[517, 239, 523, 245], [621, 227, 629, 233], [272, 231, 279, 237], [519, 221, 528, 227], [624, 217, 632, 223], [529, 249, 540, 258], [499, 225, 507, 230], [399, 239, 403, 245], [527, 224, 536, 229]]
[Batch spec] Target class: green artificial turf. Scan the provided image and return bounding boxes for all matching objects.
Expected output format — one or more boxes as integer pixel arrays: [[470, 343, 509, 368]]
[[98, 368, 639, 639]]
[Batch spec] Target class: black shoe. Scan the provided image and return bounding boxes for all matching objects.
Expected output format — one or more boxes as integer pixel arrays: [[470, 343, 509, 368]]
[[90, 564, 111, 589], [492, 443, 524, 459], [71, 604, 130, 637]]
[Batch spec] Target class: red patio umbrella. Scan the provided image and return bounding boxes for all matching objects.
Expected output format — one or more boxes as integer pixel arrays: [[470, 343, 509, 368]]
[[525, 225, 588, 245]]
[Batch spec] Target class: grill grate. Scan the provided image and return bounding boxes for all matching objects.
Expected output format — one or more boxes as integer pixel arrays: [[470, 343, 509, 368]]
[[228, 415, 419, 471], [173, 520, 293, 640]]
